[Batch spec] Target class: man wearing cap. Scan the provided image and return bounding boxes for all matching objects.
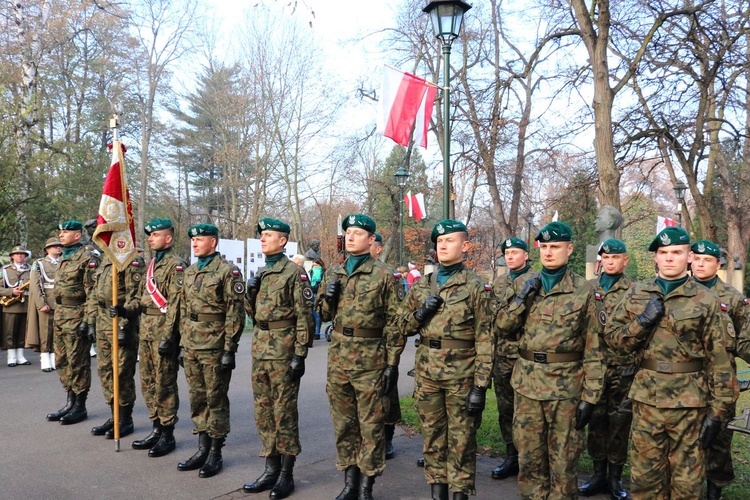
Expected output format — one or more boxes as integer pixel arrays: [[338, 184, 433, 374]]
[[399, 219, 493, 500], [578, 239, 633, 499], [242, 218, 313, 499], [25, 238, 63, 372], [605, 227, 736, 499], [178, 223, 245, 478], [46, 220, 99, 425], [316, 213, 403, 500], [1, 245, 32, 366], [130, 218, 185, 457], [491, 237, 532, 481], [500, 221, 604, 499], [690, 239, 749, 499]]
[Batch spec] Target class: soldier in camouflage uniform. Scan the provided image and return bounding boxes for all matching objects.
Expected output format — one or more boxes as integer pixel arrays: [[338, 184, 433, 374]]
[[242, 218, 313, 499], [500, 221, 604, 500], [690, 239, 749, 500], [131, 218, 185, 457], [176, 223, 245, 478], [399, 220, 494, 500], [578, 239, 634, 499], [88, 250, 144, 439], [605, 227, 736, 499], [46, 220, 99, 425], [491, 237, 531, 481], [315, 214, 403, 500]]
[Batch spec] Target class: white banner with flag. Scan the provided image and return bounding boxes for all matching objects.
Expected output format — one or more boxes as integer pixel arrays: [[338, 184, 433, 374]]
[[656, 216, 678, 234], [377, 66, 437, 148]]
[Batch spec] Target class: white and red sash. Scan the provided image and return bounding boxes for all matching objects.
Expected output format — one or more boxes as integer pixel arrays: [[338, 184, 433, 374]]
[[146, 258, 168, 312]]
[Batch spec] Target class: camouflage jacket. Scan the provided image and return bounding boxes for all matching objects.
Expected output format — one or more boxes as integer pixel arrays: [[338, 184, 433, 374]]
[[604, 278, 735, 419], [88, 255, 145, 333], [590, 274, 636, 366], [503, 270, 604, 404], [494, 269, 533, 359], [703, 277, 748, 356], [0, 263, 31, 313], [400, 267, 494, 387], [316, 256, 403, 369], [180, 254, 246, 352], [245, 254, 314, 360], [54, 245, 99, 323], [135, 248, 186, 342]]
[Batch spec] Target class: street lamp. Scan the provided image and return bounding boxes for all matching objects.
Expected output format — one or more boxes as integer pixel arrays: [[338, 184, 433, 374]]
[[394, 165, 410, 267], [422, 0, 472, 219], [673, 180, 687, 227], [525, 211, 534, 246]]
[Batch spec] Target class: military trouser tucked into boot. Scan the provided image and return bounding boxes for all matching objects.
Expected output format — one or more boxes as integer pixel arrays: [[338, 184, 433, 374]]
[[92, 406, 115, 436], [105, 404, 134, 439], [54, 315, 92, 397], [178, 431, 210, 471], [133, 421, 162, 450], [149, 425, 176, 457], [578, 460, 607, 496], [199, 437, 225, 478], [243, 455, 281, 493], [60, 390, 88, 425], [138, 337, 179, 428], [269, 455, 296, 499], [47, 390, 76, 421], [335, 465, 359, 500]]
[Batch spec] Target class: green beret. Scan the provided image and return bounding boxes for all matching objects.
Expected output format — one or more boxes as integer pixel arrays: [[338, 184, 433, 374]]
[[598, 238, 627, 255], [342, 213, 376, 233], [535, 221, 573, 242], [58, 220, 83, 231], [691, 239, 720, 258], [648, 226, 690, 251], [374, 232, 383, 243], [257, 217, 291, 235], [501, 237, 528, 253], [144, 218, 173, 235], [187, 223, 219, 238], [431, 219, 468, 243]]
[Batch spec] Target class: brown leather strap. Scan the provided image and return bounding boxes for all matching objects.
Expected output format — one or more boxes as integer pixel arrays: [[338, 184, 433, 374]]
[[641, 358, 704, 374], [257, 318, 297, 330], [143, 307, 163, 316], [189, 312, 226, 322], [519, 350, 583, 363], [334, 324, 383, 339], [424, 338, 475, 349]]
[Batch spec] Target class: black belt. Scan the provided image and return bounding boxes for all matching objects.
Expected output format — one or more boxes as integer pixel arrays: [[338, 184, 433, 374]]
[[189, 312, 226, 322], [98, 301, 123, 308], [257, 318, 296, 330], [519, 350, 583, 364], [333, 325, 382, 338]]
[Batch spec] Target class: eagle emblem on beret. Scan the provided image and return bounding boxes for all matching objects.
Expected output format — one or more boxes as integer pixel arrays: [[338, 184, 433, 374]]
[[437, 224, 445, 234], [259, 220, 266, 229], [660, 232, 671, 245], [506, 238, 511, 246], [541, 230, 550, 241], [603, 245, 610, 253], [145, 225, 152, 232], [189, 228, 197, 237], [697, 242, 705, 253], [349, 215, 355, 224]]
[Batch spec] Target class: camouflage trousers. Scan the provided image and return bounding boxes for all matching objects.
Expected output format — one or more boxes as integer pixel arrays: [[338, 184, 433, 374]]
[[96, 326, 138, 407], [385, 384, 401, 425], [3, 312, 27, 349], [492, 355, 517, 447], [326, 364, 386, 476], [514, 393, 583, 500], [415, 374, 478, 496], [138, 338, 179, 427], [630, 402, 706, 499], [586, 365, 634, 465], [252, 358, 301, 457], [705, 402, 736, 487], [53, 306, 91, 395], [183, 348, 232, 439]]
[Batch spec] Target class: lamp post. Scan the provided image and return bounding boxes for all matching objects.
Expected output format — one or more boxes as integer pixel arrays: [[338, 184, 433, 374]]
[[422, 0, 472, 220], [394, 166, 410, 267], [525, 210, 534, 246], [673, 180, 687, 227]]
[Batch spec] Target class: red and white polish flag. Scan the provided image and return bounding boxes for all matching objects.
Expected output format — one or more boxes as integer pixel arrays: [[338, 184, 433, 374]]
[[656, 216, 678, 234], [403, 191, 427, 221], [378, 66, 437, 148]]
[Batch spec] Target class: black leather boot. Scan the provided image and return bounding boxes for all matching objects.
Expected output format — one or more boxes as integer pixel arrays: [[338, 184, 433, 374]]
[[133, 421, 162, 450], [384, 424, 395, 459], [243, 455, 282, 493], [60, 391, 88, 425], [105, 404, 134, 439], [431, 483, 448, 500], [608, 463, 628, 500], [177, 432, 210, 471], [578, 460, 608, 496], [706, 481, 722, 500], [335, 465, 360, 500], [149, 425, 175, 457], [358, 474, 375, 500], [491, 443, 519, 480], [269, 455, 296, 499], [91, 406, 114, 436], [452, 493, 468, 500], [47, 390, 76, 421], [199, 437, 225, 478]]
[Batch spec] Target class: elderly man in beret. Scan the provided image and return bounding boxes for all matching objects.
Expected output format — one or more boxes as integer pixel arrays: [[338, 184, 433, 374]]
[[605, 227, 736, 499], [1, 245, 32, 367], [242, 218, 313, 499], [25, 237, 63, 372], [46, 220, 100, 425], [315, 213, 403, 500], [499, 221, 604, 500]]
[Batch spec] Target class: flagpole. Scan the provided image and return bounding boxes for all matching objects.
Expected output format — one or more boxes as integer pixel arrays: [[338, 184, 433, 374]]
[[110, 114, 121, 452]]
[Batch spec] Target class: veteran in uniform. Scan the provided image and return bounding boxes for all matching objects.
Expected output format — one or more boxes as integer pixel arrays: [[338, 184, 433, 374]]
[[316, 214, 403, 500], [400, 220, 494, 500], [131, 218, 185, 457], [491, 237, 532, 481], [177, 223, 245, 478], [578, 239, 634, 499], [1, 245, 32, 366], [690, 239, 749, 500], [25, 238, 62, 372], [242, 218, 313, 499], [605, 227, 736, 499], [46, 220, 99, 425], [500, 221, 604, 500]]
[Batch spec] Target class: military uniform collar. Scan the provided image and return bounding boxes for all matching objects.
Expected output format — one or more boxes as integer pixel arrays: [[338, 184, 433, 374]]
[[195, 253, 222, 272], [434, 266, 468, 288], [540, 268, 575, 295], [645, 276, 698, 298], [600, 273, 631, 294], [263, 254, 289, 274], [344, 254, 375, 276]]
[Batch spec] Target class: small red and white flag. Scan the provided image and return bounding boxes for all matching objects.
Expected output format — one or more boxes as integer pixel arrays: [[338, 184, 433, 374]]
[[656, 216, 678, 234], [92, 141, 137, 271], [378, 66, 437, 148], [404, 191, 427, 221]]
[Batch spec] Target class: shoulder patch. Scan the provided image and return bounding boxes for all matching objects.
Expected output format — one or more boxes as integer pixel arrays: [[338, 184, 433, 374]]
[[599, 310, 607, 326], [302, 287, 313, 300], [232, 268, 240, 277], [744, 298, 749, 306], [595, 292, 603, 301], [131, 260, 140, 267], [720, 302, 728, 312], [89, 261, 97, 269], [233, 281, 245, 295], [484, 283, 492, 291], [300, 273, 308, 281], [176, 265, 184, 272]]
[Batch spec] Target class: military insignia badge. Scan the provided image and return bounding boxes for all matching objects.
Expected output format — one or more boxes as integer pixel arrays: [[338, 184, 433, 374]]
[[437, 224, 445, 234], [541, 230, 550, 241], [506, 238, 512, 246], [727, 322, 736, 338], [233, 281, 245, 295], [660, 232, 671, 245], [349, 215, 355, 225], [145, 225, 152, 233], [176, 265, 184, 272], [300, 273, 308, 281], [176, 277, 184, 287], [599, 310, 607, 325], [133, 273, 141, 282], [484, 284, 492, 291], [697, 242, 705, 253], [302, 287, 313, 300], [720, 302, 728, 312], [397, 287, 406, 301], [603, 245, 610, 253], [744, 298, 749, 306], [232, 269, 240, 277], [595, 292, 603, 301]]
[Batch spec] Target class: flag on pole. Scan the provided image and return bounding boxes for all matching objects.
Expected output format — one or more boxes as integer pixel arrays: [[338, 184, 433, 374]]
[[92, 141, 137, 272], [656, 216, 678, 234], [378, 66, 437, 148], [404, 191, 413, 218], [403, 192, 427, 221]]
